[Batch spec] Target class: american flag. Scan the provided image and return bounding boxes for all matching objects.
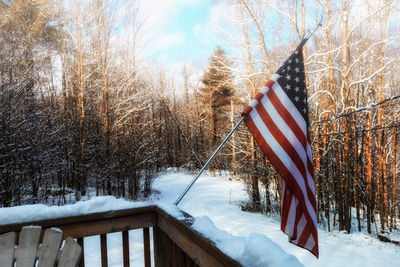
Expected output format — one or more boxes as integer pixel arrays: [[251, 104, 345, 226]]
[[241, 41, 318, 258]]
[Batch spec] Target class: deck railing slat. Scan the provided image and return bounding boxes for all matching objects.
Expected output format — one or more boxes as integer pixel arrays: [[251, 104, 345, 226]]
[[185, 253, 194, 267], [152, 225, 160, 266], [173, 241, 186, 266], [100, 234, 108, 267], [122, 230, 129, 267], [77, 237, 85, 267], [143, 227, 151, 267]]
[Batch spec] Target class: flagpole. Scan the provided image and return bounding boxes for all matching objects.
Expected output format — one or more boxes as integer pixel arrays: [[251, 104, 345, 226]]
[[174, 116, 245, 206], [301, 17, 323, 46]]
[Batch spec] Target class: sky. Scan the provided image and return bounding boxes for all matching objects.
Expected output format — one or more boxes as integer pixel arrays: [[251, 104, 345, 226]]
[[137, 0, 230, 79], [156, 0, 215, 64]]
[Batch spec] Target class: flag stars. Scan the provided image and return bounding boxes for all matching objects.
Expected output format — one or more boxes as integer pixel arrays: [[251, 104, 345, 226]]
[[277, 48, 308, 120]]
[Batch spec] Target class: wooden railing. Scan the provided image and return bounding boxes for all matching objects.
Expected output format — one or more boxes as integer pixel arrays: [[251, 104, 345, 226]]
[[0, 205, 242, 267]]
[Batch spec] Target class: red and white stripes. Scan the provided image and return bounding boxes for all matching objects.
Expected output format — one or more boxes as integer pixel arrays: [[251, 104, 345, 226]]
[[242, 75, 318, 257]]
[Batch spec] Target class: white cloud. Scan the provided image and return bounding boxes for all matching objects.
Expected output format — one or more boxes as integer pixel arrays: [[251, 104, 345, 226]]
[[155, 31, 185, 50], [191, 2, 237, 54], [203, 2, 238, 43], [208, 1, 236, 25], [179, 0, 200, 3], [138, 0, 194, 28]]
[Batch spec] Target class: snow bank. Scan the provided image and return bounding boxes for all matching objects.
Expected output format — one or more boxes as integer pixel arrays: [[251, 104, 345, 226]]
[[192, 216, 303, 267], [0, 196, 190, 226], [0, 196, 150, 225]]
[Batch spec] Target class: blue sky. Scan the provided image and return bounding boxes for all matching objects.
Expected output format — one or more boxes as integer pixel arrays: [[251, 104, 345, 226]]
[[161, 0, 216, 64], [138, 0, 227, 76]]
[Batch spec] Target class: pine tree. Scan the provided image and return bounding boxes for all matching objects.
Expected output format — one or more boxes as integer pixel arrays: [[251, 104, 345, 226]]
[[198, 47, 236, 149]]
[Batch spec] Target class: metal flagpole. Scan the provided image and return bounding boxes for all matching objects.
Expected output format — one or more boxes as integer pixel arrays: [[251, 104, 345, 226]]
[[174, 116, 245, 206], [302, 17, 323, 44]]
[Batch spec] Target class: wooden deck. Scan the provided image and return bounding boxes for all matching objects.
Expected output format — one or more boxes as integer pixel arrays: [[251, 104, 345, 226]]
[[0, 205, 242, 267]]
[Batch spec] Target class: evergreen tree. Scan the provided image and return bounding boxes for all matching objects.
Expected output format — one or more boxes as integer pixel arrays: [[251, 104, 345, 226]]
[[198, 47, 236, 149]]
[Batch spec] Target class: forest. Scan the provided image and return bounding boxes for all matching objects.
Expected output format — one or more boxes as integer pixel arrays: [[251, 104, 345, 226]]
[[0, 0, 399, 237]]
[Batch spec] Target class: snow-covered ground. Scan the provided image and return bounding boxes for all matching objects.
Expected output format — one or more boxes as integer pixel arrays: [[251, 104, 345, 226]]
[[1, 170, 399, 266], [152, 170, 400, 267]]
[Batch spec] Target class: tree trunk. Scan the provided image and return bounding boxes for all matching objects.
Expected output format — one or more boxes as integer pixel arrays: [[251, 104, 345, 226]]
[[366, 112, 373, 234], [353, 117, 361, 231], [391, 122, 397, 230]]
